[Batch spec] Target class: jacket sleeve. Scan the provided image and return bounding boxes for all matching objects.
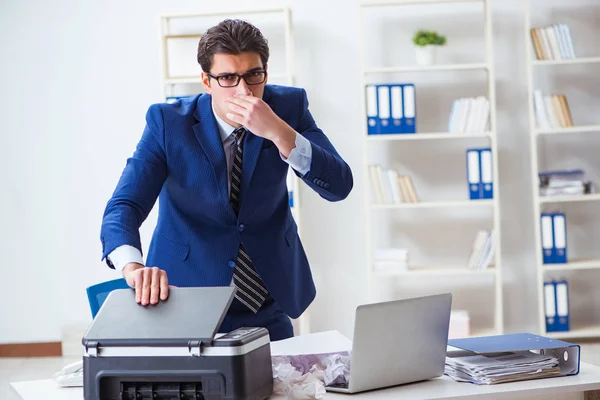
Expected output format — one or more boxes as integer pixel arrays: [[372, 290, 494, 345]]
[[295, 89, 353, 202], [100, 104, 168, 266]]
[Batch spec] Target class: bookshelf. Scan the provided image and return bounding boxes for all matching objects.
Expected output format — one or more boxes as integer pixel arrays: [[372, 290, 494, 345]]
[[359, 0, 503, 337], [525, 0, 600, 340], [158, 8, 310, 335]]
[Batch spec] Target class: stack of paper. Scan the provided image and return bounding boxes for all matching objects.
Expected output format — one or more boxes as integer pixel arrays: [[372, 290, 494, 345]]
[[445, 351, 561, 385]]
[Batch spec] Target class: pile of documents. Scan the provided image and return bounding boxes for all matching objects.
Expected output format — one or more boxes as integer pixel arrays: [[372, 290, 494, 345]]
[[445, 351, 561, 385], [538, 169, 594, 197]]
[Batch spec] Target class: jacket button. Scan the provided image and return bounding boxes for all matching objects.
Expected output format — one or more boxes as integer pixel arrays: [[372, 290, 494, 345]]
[[324, 183, 330, 189], [238, 224, 245, 232], [228, 261, 236, 268], [312, 178, 319, 184]]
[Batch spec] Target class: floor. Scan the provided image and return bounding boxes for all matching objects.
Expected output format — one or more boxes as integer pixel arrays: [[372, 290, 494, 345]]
[[3, 344, 600, 399]]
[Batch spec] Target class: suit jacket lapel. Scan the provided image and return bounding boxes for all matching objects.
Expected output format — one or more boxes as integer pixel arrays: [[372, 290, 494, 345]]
[[192, 94, 233, 216], [240, 131, 263, 206]]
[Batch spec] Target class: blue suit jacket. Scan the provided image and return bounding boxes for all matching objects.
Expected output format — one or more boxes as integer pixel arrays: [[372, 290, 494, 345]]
[[101, 85, 353, 318]]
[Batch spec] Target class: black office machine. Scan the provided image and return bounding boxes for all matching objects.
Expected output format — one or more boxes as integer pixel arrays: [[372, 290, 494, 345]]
[[82, 287, 273, 400]]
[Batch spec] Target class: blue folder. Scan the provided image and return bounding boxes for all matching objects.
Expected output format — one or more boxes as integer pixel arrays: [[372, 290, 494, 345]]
[[448, 333, 580, 377]]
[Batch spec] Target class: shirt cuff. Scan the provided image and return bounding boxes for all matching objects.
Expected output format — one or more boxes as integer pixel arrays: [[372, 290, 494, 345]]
[[280, 132, 312, 176], [107, 245, 144, 272]]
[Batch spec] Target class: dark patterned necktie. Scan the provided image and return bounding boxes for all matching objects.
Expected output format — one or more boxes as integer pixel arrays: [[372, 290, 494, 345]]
[[230, 127, 269, 312]]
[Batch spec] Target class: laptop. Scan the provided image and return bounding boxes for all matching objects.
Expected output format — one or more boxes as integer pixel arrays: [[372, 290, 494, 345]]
[[326, 293, 452, 394]]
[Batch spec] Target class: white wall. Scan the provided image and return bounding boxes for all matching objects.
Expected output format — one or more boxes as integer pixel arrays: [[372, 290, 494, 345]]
[[1, 0, 598, 344]]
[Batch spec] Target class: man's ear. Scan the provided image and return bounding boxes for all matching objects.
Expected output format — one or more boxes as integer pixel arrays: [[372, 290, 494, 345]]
[[201, 72, 212, 94]]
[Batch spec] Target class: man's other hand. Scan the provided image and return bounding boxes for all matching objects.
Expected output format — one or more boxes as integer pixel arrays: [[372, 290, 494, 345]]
[[122, 263, 169, 305]]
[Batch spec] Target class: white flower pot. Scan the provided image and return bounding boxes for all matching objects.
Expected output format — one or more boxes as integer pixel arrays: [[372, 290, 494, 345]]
[[415, 45, 437, 66]]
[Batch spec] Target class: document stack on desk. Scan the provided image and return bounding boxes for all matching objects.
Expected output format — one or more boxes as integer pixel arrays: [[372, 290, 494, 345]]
[[445, 333, 581, 385], [445, 351, 560, 385]]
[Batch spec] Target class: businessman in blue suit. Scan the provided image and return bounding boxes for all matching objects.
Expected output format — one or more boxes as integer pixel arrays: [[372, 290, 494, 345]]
[[100, 19, 353, 340]]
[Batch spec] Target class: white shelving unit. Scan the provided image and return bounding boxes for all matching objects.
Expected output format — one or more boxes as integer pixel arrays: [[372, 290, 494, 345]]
[[159, 8, 310, 335], [525, 0, 600, 340], [359, 0, 503, 337]]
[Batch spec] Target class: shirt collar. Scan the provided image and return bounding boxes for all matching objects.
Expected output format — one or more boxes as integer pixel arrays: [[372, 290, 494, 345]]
[[211, 104, 238, 143]]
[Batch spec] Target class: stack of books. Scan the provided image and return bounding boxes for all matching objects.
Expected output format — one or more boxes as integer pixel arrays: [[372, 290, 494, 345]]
[[533, 90, 574, 130], [373, 248, 409, 273], [530, 24, 575, 60], [538, 169, 594, 197], [448, 97, 490, 134], [368, 164, 419, 204], [465, 230, 494, 269]]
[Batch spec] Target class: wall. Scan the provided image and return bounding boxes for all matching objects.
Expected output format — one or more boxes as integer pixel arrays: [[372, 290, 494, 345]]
[[0, 0, 598, 343]]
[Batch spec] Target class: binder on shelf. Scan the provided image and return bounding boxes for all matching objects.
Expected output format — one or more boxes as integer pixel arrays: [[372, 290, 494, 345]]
[[544, 280, 570, 332], [555, 280, 570, 332], [402, 84, 416, 134], [365, 83, 416, 135], [466, 148, 493, 200], [448, 333, 580, 377], [540, 213, 555, 264], [286, 168, 296, 208], [544, 281, 557, 331], [466, 148, 481, 200], [390, 85, 404, 133], [377, 85, 393, 134], [365, 85, 379, 135], [480, 148, 493, 199], [553, 213, 567, 263]]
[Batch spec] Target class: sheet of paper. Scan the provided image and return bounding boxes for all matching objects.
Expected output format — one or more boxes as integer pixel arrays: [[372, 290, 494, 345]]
[[270, 330, 352, 356]]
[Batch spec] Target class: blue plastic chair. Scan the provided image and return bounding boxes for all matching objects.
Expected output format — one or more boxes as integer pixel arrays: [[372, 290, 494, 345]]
[[86, 278, 131, 318]]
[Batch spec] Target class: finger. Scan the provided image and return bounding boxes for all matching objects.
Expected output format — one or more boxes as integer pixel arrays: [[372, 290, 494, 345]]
[[226, 112, 244, 125], [141, 267, 151, 306], [228, 95, 254, 107], [134, 270, 142, 304], [226, 101, 249, 117], [160, 271, 169, 301], [150, 267, 160, 305], [234, 94, 258, 104]]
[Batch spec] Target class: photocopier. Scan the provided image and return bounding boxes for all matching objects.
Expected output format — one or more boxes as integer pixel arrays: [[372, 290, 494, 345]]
[[82, 286, 273, 400]]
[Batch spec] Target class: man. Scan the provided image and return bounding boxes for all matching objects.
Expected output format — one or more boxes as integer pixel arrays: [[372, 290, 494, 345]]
[[100, 19, 353, 341]]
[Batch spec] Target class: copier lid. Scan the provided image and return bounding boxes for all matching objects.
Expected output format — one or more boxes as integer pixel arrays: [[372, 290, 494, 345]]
[[82, 286, 235, 347]]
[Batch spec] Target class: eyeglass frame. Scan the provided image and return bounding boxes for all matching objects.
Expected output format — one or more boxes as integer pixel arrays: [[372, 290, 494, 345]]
[[206, 69, 268, 88]]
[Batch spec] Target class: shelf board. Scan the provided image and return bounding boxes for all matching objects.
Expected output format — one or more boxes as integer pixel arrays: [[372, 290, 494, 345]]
[[162, 8, 288, 19], [536, 125, 600, 135], [164, 77, 203, 84], [543, 259, 600, 271], [532, 56, 600, 66], [546, 324, 600, 340], [373, 266, 496, 277], [164, 34, 202, 40], [367, 132, 492, 141], [539, 193, 600, 204], [360, 0, 483, 7], [364, 62, 488, 74], [372, 199, 494, 209]]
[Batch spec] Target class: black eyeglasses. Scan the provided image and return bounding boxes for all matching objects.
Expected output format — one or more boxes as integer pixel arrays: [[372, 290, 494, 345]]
[[207, 70, 267, 88]]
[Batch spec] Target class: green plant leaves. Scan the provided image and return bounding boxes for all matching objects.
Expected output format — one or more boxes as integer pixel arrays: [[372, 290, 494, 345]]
[[412, 30, 447, 47]]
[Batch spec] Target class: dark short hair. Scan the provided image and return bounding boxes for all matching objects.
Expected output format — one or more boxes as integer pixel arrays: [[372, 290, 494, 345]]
[[197, 19, 270, 72]]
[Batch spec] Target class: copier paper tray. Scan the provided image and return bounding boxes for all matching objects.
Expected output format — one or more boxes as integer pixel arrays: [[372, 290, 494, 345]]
[[82, 286, 273, 400]]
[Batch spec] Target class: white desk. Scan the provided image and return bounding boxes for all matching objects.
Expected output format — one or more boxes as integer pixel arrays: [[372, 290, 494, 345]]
[[10, 363, 600, 400]]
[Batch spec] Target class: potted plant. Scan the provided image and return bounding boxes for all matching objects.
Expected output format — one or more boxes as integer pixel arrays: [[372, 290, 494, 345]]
[[412, 30, 447, 66]]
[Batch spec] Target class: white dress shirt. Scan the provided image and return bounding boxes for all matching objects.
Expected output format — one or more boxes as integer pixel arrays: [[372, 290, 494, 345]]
[[108, 107, 312, 272]]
